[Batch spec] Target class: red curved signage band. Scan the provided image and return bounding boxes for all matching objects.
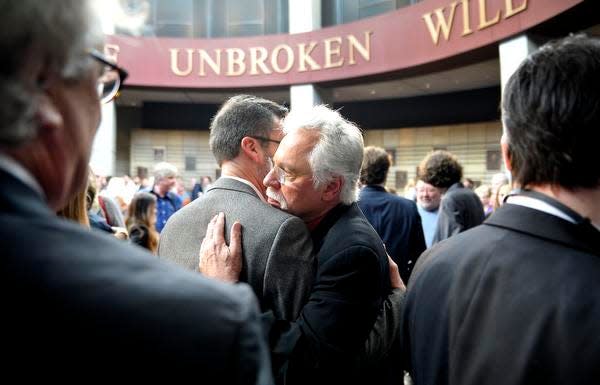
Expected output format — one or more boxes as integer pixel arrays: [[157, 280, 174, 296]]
[[106, 0, 582, 89]]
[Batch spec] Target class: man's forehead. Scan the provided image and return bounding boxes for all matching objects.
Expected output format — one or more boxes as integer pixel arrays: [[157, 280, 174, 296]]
[[273, 129, 317, 167]]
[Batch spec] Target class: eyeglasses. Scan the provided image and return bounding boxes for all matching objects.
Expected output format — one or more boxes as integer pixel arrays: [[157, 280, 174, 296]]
[[88, 49, 129, 104], [250, 136, 281, 145], [270, 165, 289, 185]]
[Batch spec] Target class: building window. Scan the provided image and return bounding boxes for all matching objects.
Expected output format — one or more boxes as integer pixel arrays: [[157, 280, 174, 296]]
[[155, 0, 194, 37], [153, 147, 166, 161], [395, 170, 408, 189], [358, 0, 396, 19], [225, 0, 265, 36], [486, 150, 502, 171], [322, 0, 422, 27], [137, 166, 149, 179], [185, 156, 197, 171], [201, 0, 288, 38]]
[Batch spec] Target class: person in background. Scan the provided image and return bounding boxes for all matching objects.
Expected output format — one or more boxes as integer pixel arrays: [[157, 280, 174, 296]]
[[87, 170, 128, 239], [174, 176, 191, 206], [57, 182, 90, 228], [403, 178, 417, 201], [493, 183, 512, 210], [127, 192, 159, 254], [98, 176, 127, 228], [358, 146, 426, 282], [191, 175, 213, 201], [0, 1, 272, 381], [490, 172, 509, 210], [418, 150, 484, 244], [462, 178, 475, 190], [415, 179, 442, 248], [475, 184, 494, 217], [150, 161, 181, 232]]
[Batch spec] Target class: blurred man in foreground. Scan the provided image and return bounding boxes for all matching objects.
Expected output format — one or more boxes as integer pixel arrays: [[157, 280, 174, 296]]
[[0, 1, 271, 382], [403, 34, 600, 385]]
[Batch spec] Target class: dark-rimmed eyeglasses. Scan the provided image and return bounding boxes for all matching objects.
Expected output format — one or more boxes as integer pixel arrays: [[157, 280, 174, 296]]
[[88, 49, 129, 104], [250, 136, 281, 145]]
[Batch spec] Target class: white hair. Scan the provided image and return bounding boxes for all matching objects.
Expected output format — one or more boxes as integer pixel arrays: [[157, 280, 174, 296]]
[[283, 105, 364, 204], [0, 0, 104, 146], [153, 162, 178, 181]]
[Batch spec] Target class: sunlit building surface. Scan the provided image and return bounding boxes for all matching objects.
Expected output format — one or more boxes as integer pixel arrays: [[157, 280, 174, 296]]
[[93, 0, 599, 190]]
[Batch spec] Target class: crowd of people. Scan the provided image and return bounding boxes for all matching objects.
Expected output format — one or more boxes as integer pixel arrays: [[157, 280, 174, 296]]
[[56, 159, 216, 254], [2, 1, 599, 384]]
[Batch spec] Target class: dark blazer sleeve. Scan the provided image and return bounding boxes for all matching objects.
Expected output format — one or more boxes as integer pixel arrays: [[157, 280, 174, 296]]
[[264, 216, 315, 321], [271, 244, 386, 380], [433, 195, 462, 243], [362, 287, 405, 363], [406, 204, 427, 280]]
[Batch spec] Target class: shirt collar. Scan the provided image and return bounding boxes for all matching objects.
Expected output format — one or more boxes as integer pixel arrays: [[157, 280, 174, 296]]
[[219, 175, 267, 203], [505, 195, 576, 224], [0, 152, 45, 200]]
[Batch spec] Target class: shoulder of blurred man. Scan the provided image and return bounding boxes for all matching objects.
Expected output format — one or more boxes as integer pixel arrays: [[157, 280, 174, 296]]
[[404, 202, 600, 385], [0, 170, 272, 381]]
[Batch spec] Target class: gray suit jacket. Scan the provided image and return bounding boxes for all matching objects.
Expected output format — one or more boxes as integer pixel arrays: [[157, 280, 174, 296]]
[[159, 177, 315, 321]]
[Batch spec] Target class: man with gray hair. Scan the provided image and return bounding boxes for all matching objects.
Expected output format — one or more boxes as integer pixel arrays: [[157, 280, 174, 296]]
[[0, 1, 271, 382], [150, 161, 181, 232], [201, 105, 404, 385], [159, 95, 314, 322]]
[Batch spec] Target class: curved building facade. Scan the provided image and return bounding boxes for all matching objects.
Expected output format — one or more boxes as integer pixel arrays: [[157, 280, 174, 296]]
[[94, 0, 599, 190]]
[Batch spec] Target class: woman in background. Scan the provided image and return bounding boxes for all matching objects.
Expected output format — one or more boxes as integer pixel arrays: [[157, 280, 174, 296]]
[[57, 182, 90, 227], [126, 192, 159, 254]]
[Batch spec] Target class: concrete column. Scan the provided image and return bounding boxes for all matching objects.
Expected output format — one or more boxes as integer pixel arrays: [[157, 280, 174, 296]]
[[288, 0, 324, 113], [289, 0, 321, 34], [90, 0, 118, 177], [498, 34, 538, 177], [499, 34, 538, 99], [90, 104, 117, 177]]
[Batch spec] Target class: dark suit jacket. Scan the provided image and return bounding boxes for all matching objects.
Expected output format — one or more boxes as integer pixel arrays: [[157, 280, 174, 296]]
[[358, 185, 426, 282], [433, 182, 484, 243], [0, 170, 272, 383], [402, 203, 600, 385], [273, 203, 394, 385]]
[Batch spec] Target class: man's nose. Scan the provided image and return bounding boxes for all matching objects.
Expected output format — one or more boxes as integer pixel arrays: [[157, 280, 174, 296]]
[[263, 168, 280, 189]]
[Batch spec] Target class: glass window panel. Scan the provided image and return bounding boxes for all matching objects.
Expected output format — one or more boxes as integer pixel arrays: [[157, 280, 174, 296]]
[[156, 0, 193, 37], [226, 0, 265, 37], [358, 0, 395, 19]]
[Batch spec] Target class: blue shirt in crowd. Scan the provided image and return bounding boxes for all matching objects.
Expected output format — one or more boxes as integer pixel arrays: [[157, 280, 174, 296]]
[[152, 191, 182, 233], [417, 205, 439, 248]]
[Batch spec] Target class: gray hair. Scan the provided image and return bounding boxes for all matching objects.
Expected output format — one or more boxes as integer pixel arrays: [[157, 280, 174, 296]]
[[209, 95, 288, 165], [153, 162, 178, 181], [0, 0, 103, 146], [283, 105, 364, 205]]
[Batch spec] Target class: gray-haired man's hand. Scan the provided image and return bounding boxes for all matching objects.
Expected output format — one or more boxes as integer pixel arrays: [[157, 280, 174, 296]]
[[199, 212, 243, 283]]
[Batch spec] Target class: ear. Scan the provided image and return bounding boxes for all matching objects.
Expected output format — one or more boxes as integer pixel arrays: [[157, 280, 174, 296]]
[[500, 133, 512, 172], [321, 176, 342, 202], [240, 136, 262, 163], [35, 93, 63, 139]]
